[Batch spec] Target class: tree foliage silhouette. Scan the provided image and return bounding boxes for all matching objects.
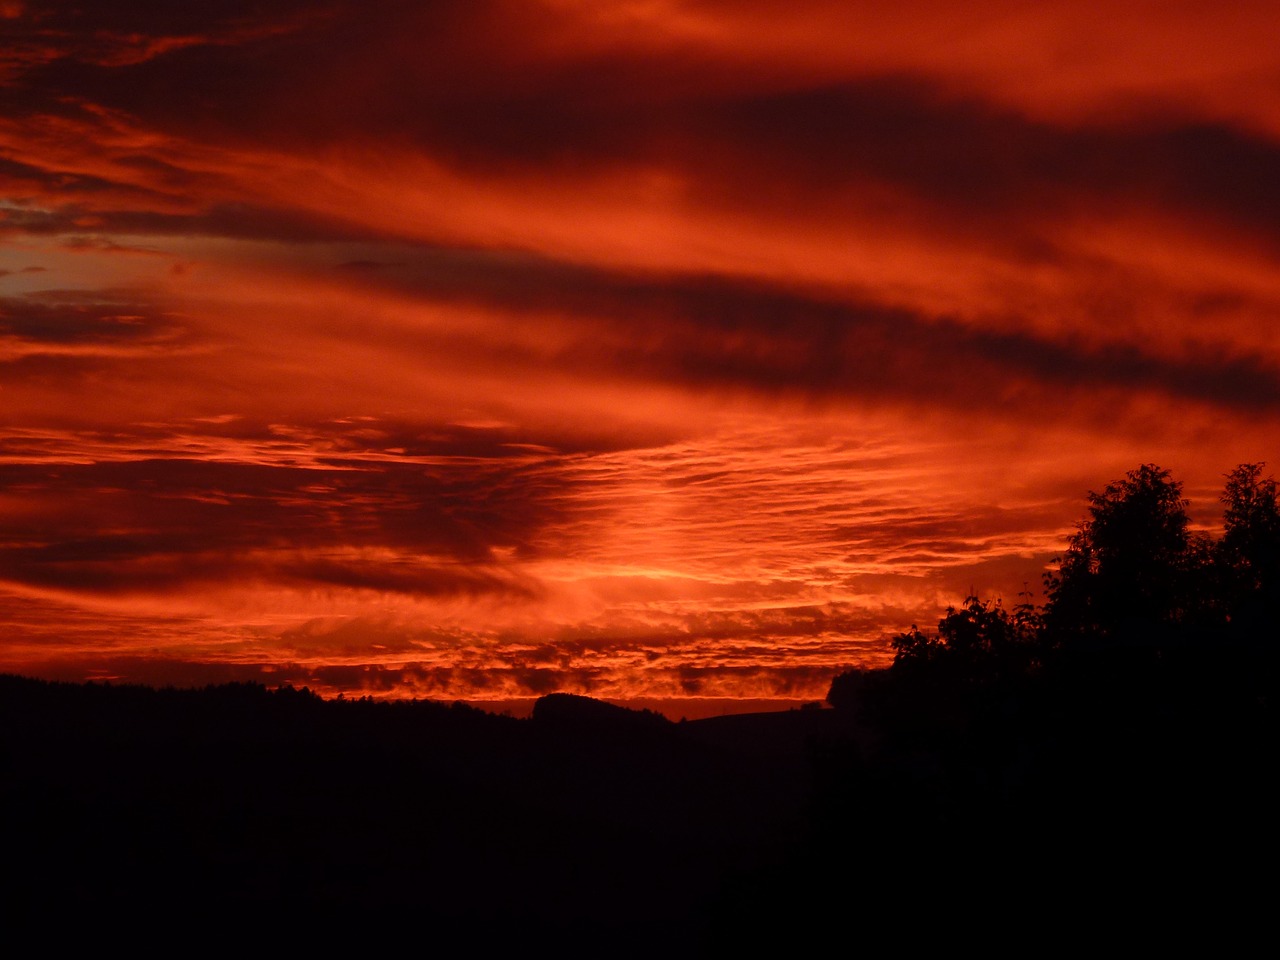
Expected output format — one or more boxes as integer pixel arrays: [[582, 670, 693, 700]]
[[890, 594, 1040, 681], [828, 460, 1277, 706], [1217, 462, 1280, 626], [818, 462, 1276, 938], [1041, 463, 1207, 645]]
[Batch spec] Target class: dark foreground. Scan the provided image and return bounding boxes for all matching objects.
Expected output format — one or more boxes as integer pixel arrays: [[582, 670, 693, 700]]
[[1, 660, 1272, 953]]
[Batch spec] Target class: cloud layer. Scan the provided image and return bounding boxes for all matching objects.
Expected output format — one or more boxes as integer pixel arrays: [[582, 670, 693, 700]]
[[2, 1, 1277, 708]]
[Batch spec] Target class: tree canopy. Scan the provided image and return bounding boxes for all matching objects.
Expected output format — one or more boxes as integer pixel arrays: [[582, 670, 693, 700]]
[[1217, 462, 1280, 626], [834, 461, 1279, 693], [1042, 463, 1205, 645]]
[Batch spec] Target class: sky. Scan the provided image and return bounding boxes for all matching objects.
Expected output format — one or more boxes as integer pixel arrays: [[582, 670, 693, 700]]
[[1, 0, 1278, 715]]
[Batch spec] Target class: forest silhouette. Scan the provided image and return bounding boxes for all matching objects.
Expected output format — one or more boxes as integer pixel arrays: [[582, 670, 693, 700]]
[[1, 464, 1273, 951]]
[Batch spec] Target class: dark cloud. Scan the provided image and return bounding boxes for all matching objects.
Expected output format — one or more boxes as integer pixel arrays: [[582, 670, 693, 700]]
[[58, 235, 163, 254], [335, 260, 392, 272], [0, 1, 511, 128], [0, 653, 859, 706], [692, 82, 1280, 240], [0, 154, 180, 208], [0, 418, 600, 597], [1, 0, 321, 36], [330, 252, 1280, 414], [282, 557, 542, 600], [671, 663, 845, 698], [0, 292, 184, 344], [0, 650, 849, 705], [529, 602, 906, 652], [0, 199, 394, 245], [6, 4, 1280, 251], [0, 655, 325, 690]]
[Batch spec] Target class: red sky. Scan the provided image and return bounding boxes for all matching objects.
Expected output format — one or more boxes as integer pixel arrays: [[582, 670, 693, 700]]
[[2, 0, 1278, 714]]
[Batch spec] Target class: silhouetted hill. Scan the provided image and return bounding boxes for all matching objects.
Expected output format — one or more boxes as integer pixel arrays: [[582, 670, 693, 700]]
[[1, 660, 1272, 951], [531, 690, 672, 729], [0, 676, 824, 950]]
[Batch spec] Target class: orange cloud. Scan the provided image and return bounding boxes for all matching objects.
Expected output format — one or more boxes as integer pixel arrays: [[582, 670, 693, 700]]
[[1, 1, 1277, 707]]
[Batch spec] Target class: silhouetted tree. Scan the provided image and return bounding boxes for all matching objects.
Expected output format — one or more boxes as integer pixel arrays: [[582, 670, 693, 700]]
[[891, 594, 1040, 681], [1217, 462, 1280, 627], [824, 666, 878, 712], [1042, 464, 1207, 646]]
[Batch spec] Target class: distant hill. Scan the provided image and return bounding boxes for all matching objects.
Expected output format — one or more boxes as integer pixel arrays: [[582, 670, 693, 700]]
[[0, 674, 831, 949], [0, 667, 1271, 951]]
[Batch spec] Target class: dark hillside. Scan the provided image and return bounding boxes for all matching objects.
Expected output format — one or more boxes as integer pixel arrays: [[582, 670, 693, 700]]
[[0, 676, 822, 950], [1, 645, 1273, 951]]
